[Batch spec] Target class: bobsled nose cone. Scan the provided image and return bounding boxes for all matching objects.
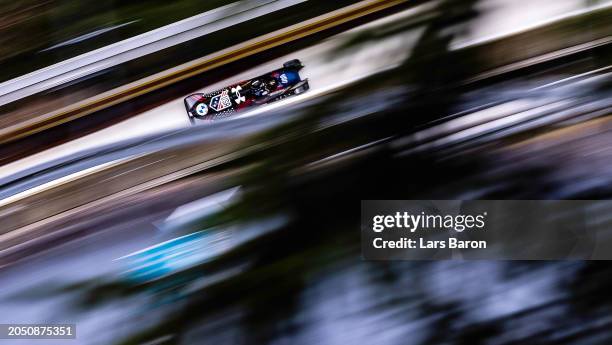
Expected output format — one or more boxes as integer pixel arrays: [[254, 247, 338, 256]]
[[184, 93, 205, 109]]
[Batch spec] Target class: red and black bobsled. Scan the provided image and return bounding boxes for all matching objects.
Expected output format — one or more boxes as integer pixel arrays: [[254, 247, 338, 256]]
[[184, 59, 309, 121]]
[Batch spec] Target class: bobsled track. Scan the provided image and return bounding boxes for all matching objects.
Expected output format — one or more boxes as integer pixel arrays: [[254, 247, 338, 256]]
[[1, 0, 611, 263]]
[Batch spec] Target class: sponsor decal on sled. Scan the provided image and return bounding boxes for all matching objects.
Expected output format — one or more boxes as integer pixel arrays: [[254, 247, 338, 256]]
[[280, 73, 289, 84], [209, 90, 232, 112]]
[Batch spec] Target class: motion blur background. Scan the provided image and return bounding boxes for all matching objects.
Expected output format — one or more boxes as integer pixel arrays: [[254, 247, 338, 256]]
[[0, 0, 611, 344]]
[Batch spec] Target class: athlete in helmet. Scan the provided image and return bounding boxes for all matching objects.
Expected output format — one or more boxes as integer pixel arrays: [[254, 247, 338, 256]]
[[251, 77, 278, 98]]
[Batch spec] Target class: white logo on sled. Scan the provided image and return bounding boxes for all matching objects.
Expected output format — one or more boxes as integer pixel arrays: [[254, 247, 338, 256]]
[[195, 103, 208, 116], [209, 90, 232, 111], [231, 85, 246, 104], [280, 74, 288, 84]]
